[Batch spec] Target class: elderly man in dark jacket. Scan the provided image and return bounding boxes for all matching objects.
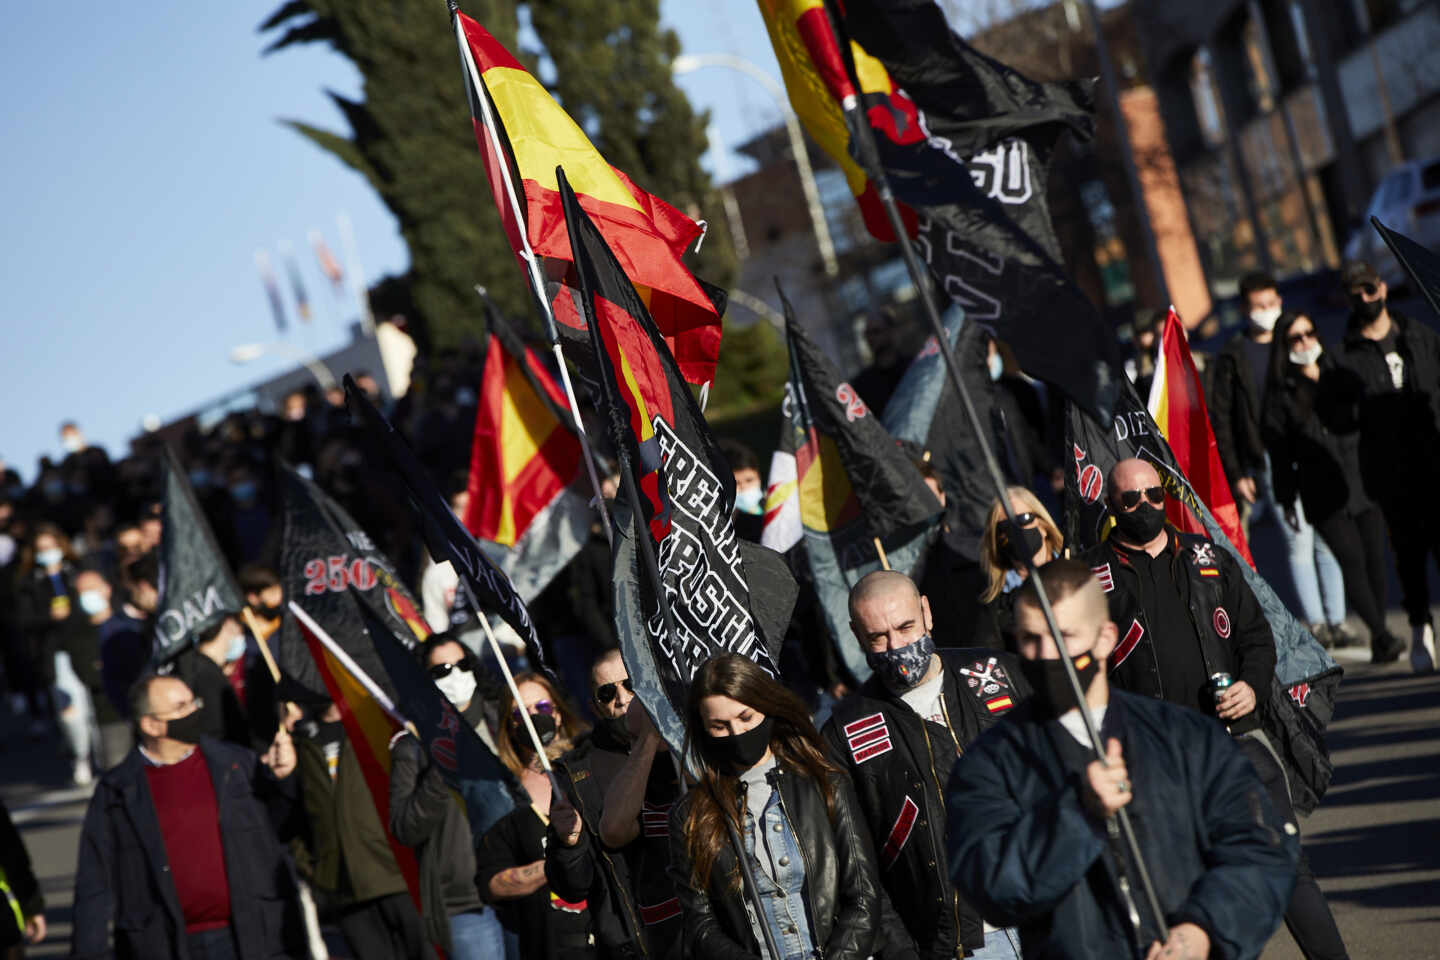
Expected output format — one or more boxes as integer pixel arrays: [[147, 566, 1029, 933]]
[[71, 673, 305, 960], [947, 560, 1297, 960]]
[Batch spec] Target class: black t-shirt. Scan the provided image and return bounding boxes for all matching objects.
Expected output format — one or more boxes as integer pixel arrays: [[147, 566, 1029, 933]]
[[1242, 336, 1271, 411], [1115, 540, 1211, 716], [1376, 326, 1405, 390], [475, 804, 594, 959]]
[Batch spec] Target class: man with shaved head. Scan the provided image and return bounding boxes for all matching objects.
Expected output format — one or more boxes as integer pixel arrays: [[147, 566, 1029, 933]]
[[1082, 459, 1348, 959], [822, 569, 1028, 959], [946, 560, 1297, 959]]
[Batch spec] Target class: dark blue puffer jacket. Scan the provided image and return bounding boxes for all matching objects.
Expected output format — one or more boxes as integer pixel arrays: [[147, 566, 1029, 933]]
[[945, 691, 1297, 960]]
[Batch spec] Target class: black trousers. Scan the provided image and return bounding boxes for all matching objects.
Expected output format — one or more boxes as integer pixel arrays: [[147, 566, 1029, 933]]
[[338, 893, 429, 960], [1236, 734, 1348, 960], [1380, 500, 1440, 627], [1313, 508, 1391, 641]]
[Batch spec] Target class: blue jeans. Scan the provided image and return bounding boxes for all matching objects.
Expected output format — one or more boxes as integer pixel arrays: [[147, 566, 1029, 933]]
[[449, 907, 505, 960], [1252, 455, 1345, 625], [968, 926, 1022, 959]]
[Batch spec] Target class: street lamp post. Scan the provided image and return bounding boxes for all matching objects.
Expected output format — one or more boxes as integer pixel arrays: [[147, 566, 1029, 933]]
[[672, 53, 839, 277], [229, 341, 339, 392]]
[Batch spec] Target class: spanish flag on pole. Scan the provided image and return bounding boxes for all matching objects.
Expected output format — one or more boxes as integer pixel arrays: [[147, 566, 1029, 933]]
[[289, 603, 423, 913], [452, 9, 724, 386], [1147, 307, 1254, 567], [464, 309, 590, 602]]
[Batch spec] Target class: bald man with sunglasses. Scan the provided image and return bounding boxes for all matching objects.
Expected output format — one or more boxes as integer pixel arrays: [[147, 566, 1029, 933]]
[[1081, 459, 1349, 960]]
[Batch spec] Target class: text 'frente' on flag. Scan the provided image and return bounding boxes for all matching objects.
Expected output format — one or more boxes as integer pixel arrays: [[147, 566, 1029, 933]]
[[453, 9, 723, 386], [557, 164, 797, 752], [1146, 306, 1254, 567]]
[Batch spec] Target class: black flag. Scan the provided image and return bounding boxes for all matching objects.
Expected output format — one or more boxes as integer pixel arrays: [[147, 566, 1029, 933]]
[[559, 166, 797, 751], [828, 0, 1120, 418], [1065, 384, 1341, 812], [153, 447, 245, 663], [344, 377, 552, 680], [273, 463, 430, 699], [1372, 215, 1440, 322]]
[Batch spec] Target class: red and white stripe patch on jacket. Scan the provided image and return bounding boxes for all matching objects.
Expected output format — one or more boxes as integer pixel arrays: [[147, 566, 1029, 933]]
[[844, 713, 893, 764]]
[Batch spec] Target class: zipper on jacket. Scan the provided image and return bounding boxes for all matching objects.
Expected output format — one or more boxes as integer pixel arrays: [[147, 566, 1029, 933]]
[[1128, 553, 1164, 700], [771, 769, 823, 960], [918, 720, 963, 957]]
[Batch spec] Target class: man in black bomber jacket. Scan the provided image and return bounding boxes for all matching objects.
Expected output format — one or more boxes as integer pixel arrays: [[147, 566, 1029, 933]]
[[822, 570, 1029, 959]]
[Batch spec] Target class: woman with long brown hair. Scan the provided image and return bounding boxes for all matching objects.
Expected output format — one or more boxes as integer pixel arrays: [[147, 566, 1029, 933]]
[[975, 487, 1063, 650], [670, 654, 882, 960], [473, 671, 595, 958]]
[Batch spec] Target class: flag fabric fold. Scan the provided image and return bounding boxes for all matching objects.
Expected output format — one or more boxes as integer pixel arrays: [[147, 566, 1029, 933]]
[[290, 603, 422, 911], [344, 378, 552, 680], [463, 309, 591, 606], [152, 447, 245, 663], [1064, 383, 1341, 812], [453, 10, 723, 385], [558, 165, 795, 752], [272, 463, 430, 699], [760, 0, 1121, 419], [254, 249, 288, 335], [1146, 306, 1254, 566], [355, 592, 518, 840], [774, 290, 942, 682]]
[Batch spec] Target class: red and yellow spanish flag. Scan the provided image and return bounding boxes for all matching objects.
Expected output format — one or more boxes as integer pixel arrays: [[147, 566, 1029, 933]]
[[453, 10, 724, 385], [294, 608, 422, 912], [465, 325, 583, 548], [757, 0, 924, 241], [1147, 307, 1254, 567]]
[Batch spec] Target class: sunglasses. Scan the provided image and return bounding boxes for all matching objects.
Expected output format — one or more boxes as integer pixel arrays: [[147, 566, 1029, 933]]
[[1348, 282, 1378, 298], [595, 678, 634, 704], [1287, 329, 1316, 346], [427, 660, 472, 681], [1117, 486, 1165, 510], [511, 699, 556, 723]]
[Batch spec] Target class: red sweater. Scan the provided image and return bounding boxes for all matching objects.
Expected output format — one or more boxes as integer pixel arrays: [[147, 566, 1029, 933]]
[[143, 750, 232, 932]]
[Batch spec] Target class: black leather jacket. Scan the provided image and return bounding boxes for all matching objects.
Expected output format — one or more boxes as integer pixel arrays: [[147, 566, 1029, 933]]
[[822, 648, 1027, 958], [667, 765, 881, 960], [1081, 529, 1275, 735]]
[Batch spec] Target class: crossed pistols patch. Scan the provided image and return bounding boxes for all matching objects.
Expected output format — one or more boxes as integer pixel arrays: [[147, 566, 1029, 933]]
[[960, 657, 1015, 713], [844, 713, 893, 764]]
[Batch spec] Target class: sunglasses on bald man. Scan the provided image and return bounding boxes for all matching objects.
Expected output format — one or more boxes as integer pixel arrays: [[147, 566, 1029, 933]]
[[1117, 486, 1165, 510]]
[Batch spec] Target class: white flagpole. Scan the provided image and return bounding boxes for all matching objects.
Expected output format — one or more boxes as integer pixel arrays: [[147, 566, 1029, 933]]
[[453, 13, 612, 545], [288, 601, 410, 729]]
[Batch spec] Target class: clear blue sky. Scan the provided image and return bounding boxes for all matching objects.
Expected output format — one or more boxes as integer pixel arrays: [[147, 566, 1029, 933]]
[[0, 0, 977, 482]]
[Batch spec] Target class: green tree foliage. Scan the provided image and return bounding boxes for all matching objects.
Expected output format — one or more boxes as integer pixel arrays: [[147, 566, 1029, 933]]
[[260, 0, 738, 351], [707, 317, 786, 419]]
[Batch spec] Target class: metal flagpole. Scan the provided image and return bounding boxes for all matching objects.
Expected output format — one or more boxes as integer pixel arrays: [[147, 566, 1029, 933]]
[[820, 2, 1168, 943], [450, 4, 612, 545]]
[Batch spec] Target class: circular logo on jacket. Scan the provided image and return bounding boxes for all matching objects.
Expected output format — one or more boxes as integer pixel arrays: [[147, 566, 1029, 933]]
[[1078, 464, 1103, 503], [1213, 606, 1231, 639]]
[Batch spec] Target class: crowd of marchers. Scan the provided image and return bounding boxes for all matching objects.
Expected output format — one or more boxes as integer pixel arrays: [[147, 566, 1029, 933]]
[[0, 256, 1436, 960]]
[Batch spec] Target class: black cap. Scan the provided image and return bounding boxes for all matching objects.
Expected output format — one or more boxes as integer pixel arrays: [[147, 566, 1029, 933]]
[[1340, 260, 1381, 290]]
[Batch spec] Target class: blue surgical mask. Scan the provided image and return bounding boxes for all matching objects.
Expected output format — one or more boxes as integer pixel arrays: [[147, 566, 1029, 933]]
[[987, 353, 1004, 381], [734, 486, 764, 516], [79, 590, 108, 616], [230, 482, 258, 504], [226, 631, 248, 663], [35, 547, 64, 568], [866, 633, 936, 692]]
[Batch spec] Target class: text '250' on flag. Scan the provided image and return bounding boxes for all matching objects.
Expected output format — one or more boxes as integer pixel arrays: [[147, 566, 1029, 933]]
[[153, 446, 245, 663], [558, 165, 797, 751], [463, 310, 590, 606], [1064, 384, 1340, 813], [273, 463, 430, 700], [356, 592, 517, 840], [453, 10, 723, 386], [770, 289, 941, 682], [1147, 307, 1253, 567]]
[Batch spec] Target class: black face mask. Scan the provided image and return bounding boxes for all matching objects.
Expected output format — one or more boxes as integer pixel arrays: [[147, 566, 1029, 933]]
[[514, 712, 558, 749], [163, 707, 217, 746], [255, 603, 283, 621], [1350, 296, 1385, 324], [595, 714, 633, 750], [998, 521, 1045, 569], [1111, 502, 1166, 544], [1018, 651, 1100, 718], [700, 716, 774, 776]]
